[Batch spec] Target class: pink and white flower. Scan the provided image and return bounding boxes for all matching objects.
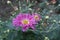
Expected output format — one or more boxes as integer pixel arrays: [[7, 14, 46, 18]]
[[32, 13, 41, 22], [12, 13, 36, 31]]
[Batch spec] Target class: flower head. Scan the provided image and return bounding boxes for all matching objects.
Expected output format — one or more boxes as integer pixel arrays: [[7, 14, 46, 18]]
[[32, 13, 41, 21], [12, 13, 36, 31]]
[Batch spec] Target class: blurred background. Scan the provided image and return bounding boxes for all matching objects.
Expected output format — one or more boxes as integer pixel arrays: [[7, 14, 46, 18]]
[[0, 0, 60, 40]]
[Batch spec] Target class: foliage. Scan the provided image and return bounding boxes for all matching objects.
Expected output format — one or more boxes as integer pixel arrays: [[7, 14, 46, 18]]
[[0, 0, 60, 40]]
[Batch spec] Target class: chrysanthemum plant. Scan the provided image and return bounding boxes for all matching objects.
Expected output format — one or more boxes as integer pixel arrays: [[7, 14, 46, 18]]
[[0, 0, 60, 40]]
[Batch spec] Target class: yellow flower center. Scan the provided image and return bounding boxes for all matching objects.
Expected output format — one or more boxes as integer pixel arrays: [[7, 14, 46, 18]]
[[34, 15, 39, 20], [22, 19, 29, 24]]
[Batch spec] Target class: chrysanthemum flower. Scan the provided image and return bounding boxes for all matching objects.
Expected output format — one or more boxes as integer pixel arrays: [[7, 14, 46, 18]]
[[12, 13, 36, 31], [32, 13, 41, 22]]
